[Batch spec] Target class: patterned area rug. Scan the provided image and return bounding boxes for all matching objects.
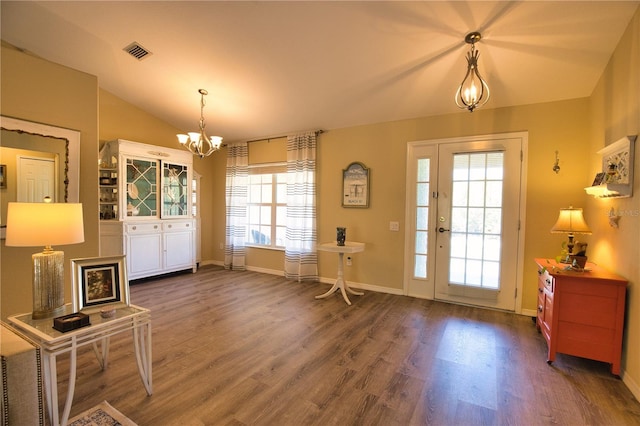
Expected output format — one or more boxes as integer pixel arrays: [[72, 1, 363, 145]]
[[68, 401, 137, 426]]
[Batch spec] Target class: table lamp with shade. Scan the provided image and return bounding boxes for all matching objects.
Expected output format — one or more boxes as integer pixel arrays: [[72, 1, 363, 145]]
[[5, 200, 84, 319], [550, 206, 591, 263]]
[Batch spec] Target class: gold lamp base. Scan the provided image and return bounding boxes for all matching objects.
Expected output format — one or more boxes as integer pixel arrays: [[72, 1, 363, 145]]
[[32, 248, 66, 319]]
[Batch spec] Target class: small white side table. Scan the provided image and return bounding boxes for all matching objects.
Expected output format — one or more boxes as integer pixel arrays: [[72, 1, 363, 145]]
[[8, 304, 152, 426], [316, 241, 365, 305]]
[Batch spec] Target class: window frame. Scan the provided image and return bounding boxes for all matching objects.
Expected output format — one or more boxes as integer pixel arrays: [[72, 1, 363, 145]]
[[245, 163, 287, 250]]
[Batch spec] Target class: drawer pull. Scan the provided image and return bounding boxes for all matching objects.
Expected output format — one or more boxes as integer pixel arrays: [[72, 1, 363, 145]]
[[132, 226, 136, 230], [538, 305, 543, 313], [154, 225, 158, 229], [168, 224, 172, 228], [545, 279, 551, 285], [538, 287, 543, 293]]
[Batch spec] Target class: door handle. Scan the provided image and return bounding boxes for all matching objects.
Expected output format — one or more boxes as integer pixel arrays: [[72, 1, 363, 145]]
[[438, 227, 450, 233]]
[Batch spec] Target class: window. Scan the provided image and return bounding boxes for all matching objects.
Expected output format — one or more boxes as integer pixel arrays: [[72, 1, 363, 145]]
[[246, 164, 287, 248]]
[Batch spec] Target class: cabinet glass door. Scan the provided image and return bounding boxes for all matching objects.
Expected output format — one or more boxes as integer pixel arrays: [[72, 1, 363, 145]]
[[161, 162, 189, 217], [126, 157, 158, 217]]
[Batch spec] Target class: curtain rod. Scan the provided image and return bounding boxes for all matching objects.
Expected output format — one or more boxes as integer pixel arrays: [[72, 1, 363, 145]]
[[246, 129, 324, 144]]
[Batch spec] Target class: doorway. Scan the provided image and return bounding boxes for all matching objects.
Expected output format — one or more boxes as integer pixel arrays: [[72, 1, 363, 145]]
[[17, 155, 57, 202], [404, 133, 527, 311]]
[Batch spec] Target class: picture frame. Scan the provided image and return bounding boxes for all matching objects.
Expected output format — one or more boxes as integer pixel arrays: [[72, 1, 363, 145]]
[[342, 162, 370, 208], [0, 164, 6, 189], [71, 255, 129, 313], [591, 172, 605, 186]]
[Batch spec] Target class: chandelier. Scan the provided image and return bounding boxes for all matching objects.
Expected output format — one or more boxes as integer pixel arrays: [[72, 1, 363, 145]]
[[455, 32, 490, 112], [177, 89, 223, 158]]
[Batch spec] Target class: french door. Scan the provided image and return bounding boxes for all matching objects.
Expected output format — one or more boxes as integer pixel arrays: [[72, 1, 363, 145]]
[[404, 133, 526, 311]]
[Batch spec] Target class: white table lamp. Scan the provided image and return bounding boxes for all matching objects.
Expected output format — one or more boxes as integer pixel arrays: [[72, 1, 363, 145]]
[[6, 201, 84, 319]]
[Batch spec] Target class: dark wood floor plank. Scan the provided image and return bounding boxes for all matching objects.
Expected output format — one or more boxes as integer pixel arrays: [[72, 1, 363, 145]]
[[54, 265, 640, 425]]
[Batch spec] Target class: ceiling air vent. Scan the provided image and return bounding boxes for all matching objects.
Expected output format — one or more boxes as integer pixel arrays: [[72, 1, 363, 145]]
[[123, 42, 152, 60]]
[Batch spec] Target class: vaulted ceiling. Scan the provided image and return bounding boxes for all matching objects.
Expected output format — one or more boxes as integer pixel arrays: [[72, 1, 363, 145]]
[[2, 1, 638, 143]]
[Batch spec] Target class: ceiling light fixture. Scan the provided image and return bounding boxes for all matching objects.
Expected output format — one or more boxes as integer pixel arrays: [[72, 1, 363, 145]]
[[177, 89, 223, 158], [455, 32, 490, 112]]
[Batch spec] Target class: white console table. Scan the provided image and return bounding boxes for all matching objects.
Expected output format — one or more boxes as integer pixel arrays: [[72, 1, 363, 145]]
[[8, 305, 152, 426], [316, 241, 365, 305]]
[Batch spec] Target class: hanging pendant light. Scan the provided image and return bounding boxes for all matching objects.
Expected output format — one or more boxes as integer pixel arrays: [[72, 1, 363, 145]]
[[177, 89, 223, 158], [455, 32, 490, 112]]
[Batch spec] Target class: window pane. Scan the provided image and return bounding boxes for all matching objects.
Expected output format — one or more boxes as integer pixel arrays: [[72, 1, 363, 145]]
[[416, 182, 429, 206], [275, 226, 286, 247], [485, 181, 503, 207], [261, 184, 272, 203], [450, 258, 466, 283], [452, 181, 468, 206], [416, 207, 428, 230], [450, 232, 466, 258], [414, 254, 427, 278], [453, 155, 469, 181], [417, 158, 430, 181], [415, 231, 428, 255], [483, 261, 500, 288], [468, 181, 485, 207], [276, 183, 287, 203], [469, 154, 486, 180], [451, 207, 467, 232], [276, 206, 286, 226], [260, 206, 271, 223], [465, 260, 482, 286]]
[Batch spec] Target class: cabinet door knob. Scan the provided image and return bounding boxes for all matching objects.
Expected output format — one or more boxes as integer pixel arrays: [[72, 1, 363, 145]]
[[538, 287, 543, 293], [538, 305, 543, 313], [545, 279, 551, 285]]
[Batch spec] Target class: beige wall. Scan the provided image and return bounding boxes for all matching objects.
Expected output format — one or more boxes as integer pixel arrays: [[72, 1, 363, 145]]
[[1, 45, 99, 318], [587, 7, 640, 396]]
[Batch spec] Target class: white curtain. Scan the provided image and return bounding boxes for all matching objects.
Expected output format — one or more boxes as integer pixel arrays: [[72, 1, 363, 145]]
[[224, 142, 248, 270], [284, 132, 318, 282]]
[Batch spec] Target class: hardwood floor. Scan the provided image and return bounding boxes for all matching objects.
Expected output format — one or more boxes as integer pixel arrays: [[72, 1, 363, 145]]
[[61, 265, 640, 425]]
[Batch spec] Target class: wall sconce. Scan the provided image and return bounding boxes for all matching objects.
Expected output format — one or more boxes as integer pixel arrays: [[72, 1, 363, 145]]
[[609, 207, 621, 228], [5, 201, 85, 319], [553, 151, 560, 174]]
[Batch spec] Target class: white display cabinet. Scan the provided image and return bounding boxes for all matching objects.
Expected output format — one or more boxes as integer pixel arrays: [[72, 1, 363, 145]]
[[99, 139, 196, 279]]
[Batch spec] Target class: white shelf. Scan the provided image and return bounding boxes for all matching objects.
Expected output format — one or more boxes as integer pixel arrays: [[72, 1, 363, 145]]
[[585, 135, 636, 199]]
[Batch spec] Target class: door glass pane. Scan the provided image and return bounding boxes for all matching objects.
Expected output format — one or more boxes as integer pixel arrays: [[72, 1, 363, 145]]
[[413, 158, 430, 278], [162, 162, 189, 217], [449, 152, 504, 288], [126, 158, 157, 217]]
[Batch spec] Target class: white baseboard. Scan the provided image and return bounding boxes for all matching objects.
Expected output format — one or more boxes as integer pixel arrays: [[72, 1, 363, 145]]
[[623, 369, 640, 401]]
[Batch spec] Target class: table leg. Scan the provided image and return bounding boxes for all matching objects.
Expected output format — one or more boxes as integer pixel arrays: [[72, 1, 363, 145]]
[[42, 353, 57, 426], [133, 319, 153, 395], [315, 252, 363, 305], [59, 338, 78, 426], [91, 336, 110, 370]]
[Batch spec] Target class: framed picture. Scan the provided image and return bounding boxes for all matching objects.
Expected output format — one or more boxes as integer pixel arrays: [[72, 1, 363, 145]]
[[0, 164, 6, 189], [342, 162, 370, 208], [591, 172, 605, 186], [71, 255, 129, 313]]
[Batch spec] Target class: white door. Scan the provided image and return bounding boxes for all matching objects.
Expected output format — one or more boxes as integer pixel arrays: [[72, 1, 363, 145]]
[[405, 133, 526, 311], [17, 156, 56, 202]]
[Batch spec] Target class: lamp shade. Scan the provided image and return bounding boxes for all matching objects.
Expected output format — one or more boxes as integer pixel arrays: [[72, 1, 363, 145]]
[[550, 207, 591, 234], [6, 202, 85, 247]]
